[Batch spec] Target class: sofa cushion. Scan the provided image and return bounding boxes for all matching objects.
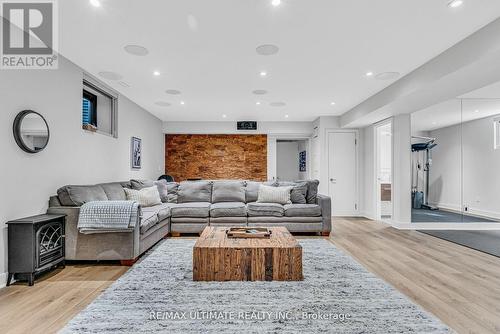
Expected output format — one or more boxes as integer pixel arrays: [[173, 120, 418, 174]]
[[245, 181, 276, 203], [276, 181, 307, 204], [154, 181, 168, 203], [124, 186, 162, 207], [212, 181, 246, 203], [57, 185, 108, 206], [245, 181, 261, 203], [170, 202, 211, 218], [284, 204, 322, 217], [140, 209, 159, 234], [164, 182, 179, 203], [177, 181, 212, 203], [130, 179, 178, 203], [247, 202, 284, 217], [99, 182, 126, 201], [155, 203, 172, 221], [257, 185, 292, 205], [130, 179, 155, 189], [300, 179, 320, 204], [210, 202, 246, 218]]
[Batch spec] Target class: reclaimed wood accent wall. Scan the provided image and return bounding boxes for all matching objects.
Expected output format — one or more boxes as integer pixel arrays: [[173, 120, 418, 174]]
[[165, 134, 267, 181]]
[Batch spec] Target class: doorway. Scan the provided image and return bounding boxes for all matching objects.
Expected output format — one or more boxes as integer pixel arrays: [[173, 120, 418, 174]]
[[375, 121, 393, 220], [276, 139, 308, 181], [327, 131, 358, 216]]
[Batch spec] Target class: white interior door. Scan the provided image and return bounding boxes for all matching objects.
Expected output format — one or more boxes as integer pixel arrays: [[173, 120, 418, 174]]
[[328, 131, 358, 216]]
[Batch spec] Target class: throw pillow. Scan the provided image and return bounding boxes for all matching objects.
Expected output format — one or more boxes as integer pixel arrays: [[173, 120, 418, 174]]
[[165, 182, 179, 203], [245, 180, 277, 203], [123, 186, 161, 207], [299, 179, 319, 204], [257, 184, 293, 205], [130, 179, 154, 189], [276, 181, 307, 204], [130, 179, 179, 203]]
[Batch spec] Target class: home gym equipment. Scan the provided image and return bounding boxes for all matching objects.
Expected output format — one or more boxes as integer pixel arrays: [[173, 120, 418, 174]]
[[411, 136, 438, 210]]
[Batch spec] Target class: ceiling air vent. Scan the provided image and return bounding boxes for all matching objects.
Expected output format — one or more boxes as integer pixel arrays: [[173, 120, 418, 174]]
[[237, 121, 257, 131]]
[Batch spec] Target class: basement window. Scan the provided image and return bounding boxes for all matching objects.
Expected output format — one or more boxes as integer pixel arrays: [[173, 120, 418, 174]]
[[495, 117, 500, 150], [82, 76, 118, 138]]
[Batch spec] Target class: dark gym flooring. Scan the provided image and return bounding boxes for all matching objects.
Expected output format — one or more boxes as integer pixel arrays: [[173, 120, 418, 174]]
[[419, 230, 500, 257], [412, 208, 496, 223], [413, 208, 500, 257]]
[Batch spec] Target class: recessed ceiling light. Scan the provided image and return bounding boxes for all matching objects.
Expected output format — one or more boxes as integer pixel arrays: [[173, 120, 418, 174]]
[[187, 14, 199, 32], [432, 121, 437, 125], [253, 90, 268, 95], [256, 102, 261, 105], [330, 102, 336, 106], [366, 71, 374, 77], [222, 114, 227, 118], [272, 0, 281, 6], [180, 101, 185, 105], [155, 101, 171, 107], [270, 102, 286, 107], [118, 81, 131, 88], [448, 0, 464, 8], [98, 71, 123, 81], [153, 71, 160, 76], [89, 0, 101, 7], [375, 72, 400, 80], [256, 44, 279, 56], [165, 89, 181, 95], [124, 45, 149, 56], [285, 114, 289, 118], [260, 71, 267, 77], [475, 109, 479, 113]]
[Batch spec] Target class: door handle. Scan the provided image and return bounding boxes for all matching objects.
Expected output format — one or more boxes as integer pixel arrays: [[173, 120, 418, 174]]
[[330, 178, 337, 183]]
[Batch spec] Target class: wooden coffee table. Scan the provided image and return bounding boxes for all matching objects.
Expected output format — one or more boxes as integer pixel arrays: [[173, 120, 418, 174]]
[[193, 226, 303, 281]]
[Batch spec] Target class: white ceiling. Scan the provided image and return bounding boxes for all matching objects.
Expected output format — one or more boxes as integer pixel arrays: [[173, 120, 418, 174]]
[[58, 0, 500, 122], [412, 81, 500, 133]]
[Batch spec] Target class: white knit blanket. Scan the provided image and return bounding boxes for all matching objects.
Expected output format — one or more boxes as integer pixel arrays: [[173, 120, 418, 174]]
[[78, 201, 140, 234]]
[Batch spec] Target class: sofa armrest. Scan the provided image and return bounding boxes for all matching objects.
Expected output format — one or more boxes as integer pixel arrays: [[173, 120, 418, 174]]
[[316, 194, 332, 233], [47, 205, 141, 229], [47, 205, 141, 261], [47, 205, 81, 229]]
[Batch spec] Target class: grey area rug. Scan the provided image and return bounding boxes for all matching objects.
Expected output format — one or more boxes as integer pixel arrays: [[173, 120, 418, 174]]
[[61, 239, 451, 333]]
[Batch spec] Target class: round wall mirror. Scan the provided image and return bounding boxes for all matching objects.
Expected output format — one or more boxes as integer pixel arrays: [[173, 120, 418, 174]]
[[13, 110, 50, 153]]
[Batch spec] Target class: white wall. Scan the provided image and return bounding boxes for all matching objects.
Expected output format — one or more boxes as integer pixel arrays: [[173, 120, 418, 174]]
[[164, 121, 312, 135], [0, 57, 165, 286], [267, 136, 277, 180], [360, 126, 376, 219], [297, 140, 308, 180], [428, 115, 500, 219], [392, 115, 412, 224], [277, 142, 299, 181], [310, 118, 321, 181]]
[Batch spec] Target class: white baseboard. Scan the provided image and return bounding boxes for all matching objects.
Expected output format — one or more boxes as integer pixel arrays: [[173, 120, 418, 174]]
[[0, 272, 7, 289], [429, 202, 500, 221], [393, 222, 500, 230]]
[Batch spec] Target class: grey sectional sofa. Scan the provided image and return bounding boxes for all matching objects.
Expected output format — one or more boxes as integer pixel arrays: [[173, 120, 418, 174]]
[[47, 179, 331, 263]]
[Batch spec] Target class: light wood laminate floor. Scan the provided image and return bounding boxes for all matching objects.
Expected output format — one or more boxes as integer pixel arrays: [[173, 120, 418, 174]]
[[330, 218, 500, 334], [0, 218, 499, 334], [0, 264, 128, 334]]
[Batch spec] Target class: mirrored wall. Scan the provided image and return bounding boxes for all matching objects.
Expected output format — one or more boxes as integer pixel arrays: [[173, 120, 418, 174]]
[[411, 85, 500, 224]]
